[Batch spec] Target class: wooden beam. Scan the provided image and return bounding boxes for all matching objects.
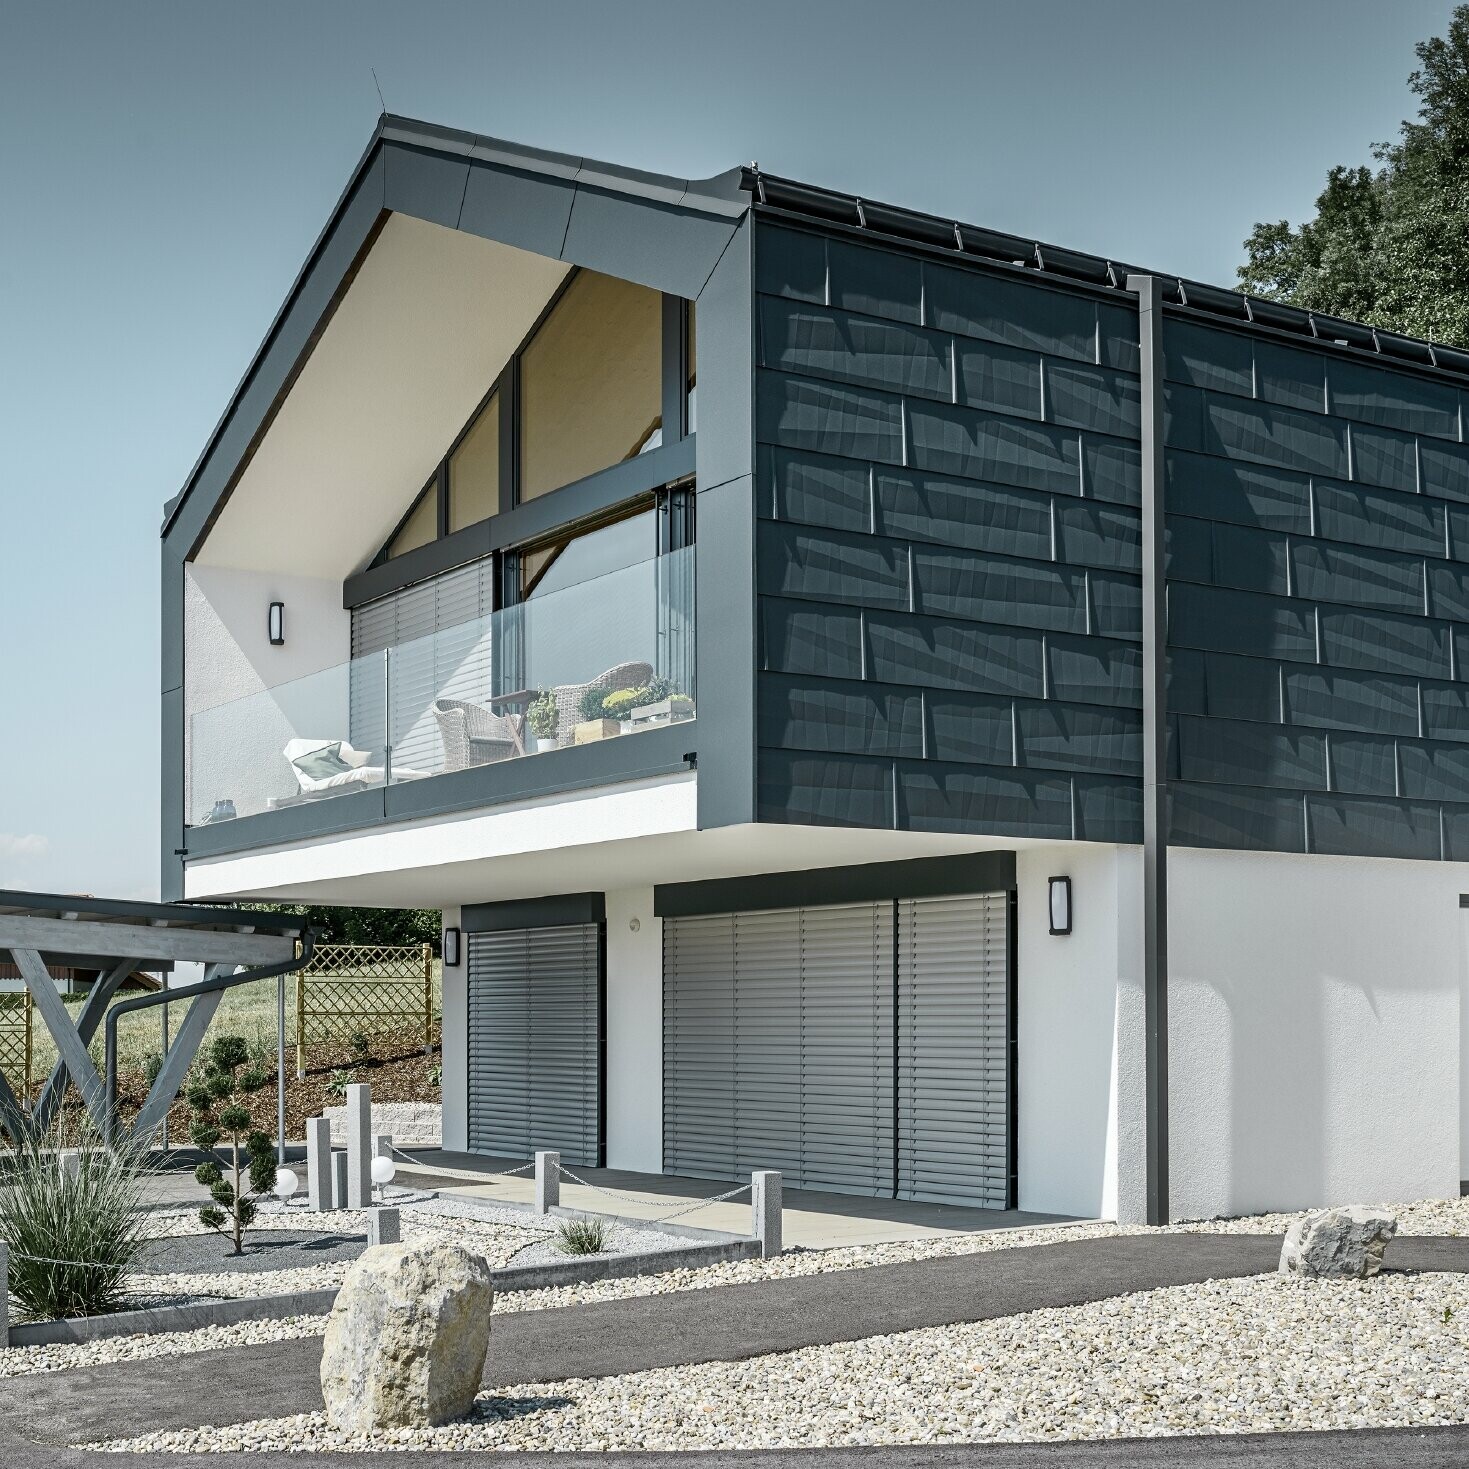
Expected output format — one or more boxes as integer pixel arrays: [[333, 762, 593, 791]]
[[32, 958, 136, 1134], [0, 916, 296, 967], [129, 988, 227, 1145], [10, 948, 110, 1132]]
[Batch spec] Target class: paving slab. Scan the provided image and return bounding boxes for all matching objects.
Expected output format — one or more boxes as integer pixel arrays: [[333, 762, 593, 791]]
[[395, 1150, 1076, 1249]]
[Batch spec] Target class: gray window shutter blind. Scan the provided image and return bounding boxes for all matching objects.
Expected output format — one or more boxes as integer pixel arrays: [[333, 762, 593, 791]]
[[662, 912, 736, 1180], [350, 559, 494, 770], [467, 923, 601, 1167], [794, 902, 894, 1195], [897, 892, 1011, 1208], [663, 902, 894, 1195]]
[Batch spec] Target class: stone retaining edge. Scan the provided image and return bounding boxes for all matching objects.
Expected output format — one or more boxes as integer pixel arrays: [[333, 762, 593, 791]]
[[6, 1237, 761, 1347]]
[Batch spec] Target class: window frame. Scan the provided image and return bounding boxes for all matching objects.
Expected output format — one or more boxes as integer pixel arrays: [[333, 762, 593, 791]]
[[370, 275, 694, 572]]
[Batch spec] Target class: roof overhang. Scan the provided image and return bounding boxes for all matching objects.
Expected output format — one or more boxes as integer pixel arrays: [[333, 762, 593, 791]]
[[163, 116, 749, 565]]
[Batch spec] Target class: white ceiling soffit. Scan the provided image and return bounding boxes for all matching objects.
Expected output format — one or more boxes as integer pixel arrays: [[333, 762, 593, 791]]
[[197, 214, 570, 579]]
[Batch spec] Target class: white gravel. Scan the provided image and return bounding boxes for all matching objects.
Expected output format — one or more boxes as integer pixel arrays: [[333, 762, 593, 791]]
[[0, 1316, 324, 1381], [86, 1270, 1469, 1453], [11, 1192, 1469, 1400]]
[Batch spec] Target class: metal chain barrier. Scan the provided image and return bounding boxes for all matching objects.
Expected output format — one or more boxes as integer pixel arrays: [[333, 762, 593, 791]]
[[555, 1161, 751, 1223]]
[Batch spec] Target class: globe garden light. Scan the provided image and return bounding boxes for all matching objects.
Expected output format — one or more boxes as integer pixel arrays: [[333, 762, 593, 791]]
[[274, 1167, 299, 1201], [371, 1155, 396, 1188]]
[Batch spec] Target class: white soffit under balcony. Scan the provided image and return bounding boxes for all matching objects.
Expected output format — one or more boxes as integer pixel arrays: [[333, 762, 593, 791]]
[[197, 213, 569, 580]]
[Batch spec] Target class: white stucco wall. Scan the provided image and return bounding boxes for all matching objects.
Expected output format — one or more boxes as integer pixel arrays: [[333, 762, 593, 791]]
[[184, 563, 350, 822], [1015, 843, 1130, 1221], [1166, 847, 1466, 1221], [603, 886, 663, 1172], [439, 904, 467, 1153]]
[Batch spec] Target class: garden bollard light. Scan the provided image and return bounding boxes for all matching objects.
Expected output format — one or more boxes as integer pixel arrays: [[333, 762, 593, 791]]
[[367, 1206, 400, 1247], [306, 1117, 332, 1212], [535, 1150, 560, 1214], [752, 1170, 782, 1258], [345, 1082, 372, 1209], [331, 1150, 348, 1211]]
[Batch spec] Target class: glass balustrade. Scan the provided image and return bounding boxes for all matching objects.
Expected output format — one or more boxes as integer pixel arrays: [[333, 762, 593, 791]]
[[188, 546, 695, 826]]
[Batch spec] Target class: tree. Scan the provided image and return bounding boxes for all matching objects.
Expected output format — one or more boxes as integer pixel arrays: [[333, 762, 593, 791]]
[[1239, 5, 1469, 346], [247, 904, 440, 952], [188, 1035, 275, 1256]]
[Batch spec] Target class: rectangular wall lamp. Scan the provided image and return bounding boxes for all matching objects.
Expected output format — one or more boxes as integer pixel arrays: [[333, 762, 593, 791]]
[[267, 601, 285, 646], [442, 926, 462, 967], [1048, 876, 1072, 936]]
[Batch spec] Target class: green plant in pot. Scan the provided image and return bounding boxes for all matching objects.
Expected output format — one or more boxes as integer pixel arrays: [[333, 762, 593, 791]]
[[602, 677, 675, 725], [577, 685, 611, 725], [528, 690, 559, 751]]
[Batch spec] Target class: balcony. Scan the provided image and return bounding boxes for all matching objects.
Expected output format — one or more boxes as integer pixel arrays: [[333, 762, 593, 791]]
[[188, 546, 694, 827]]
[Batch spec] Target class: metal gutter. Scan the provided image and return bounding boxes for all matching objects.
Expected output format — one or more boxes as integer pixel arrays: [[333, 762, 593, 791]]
[[744, 168, 1469, 386]]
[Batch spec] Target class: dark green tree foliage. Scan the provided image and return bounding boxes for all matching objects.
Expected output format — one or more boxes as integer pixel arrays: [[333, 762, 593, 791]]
[[247, 903, 440, 951], [1240, 6, 1469, 345], [188, 1034, 274, 1256]]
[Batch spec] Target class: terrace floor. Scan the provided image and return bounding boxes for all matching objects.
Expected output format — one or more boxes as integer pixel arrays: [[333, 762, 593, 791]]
[[387, 1147, 1079, 1247]]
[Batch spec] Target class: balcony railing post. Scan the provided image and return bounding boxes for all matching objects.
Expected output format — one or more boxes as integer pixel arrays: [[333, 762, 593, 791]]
[[383, 647, 394, 788]]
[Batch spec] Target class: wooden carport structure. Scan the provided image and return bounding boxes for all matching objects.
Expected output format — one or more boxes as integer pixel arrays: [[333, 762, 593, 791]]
[[0, 892, 313, 1145]]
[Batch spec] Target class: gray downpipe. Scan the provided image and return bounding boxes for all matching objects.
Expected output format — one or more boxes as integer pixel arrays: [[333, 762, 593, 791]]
[[103, 931, 314, 1147]]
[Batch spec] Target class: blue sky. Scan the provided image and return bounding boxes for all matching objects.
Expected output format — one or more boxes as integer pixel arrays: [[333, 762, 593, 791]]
[[0, 0, 1454, 898]]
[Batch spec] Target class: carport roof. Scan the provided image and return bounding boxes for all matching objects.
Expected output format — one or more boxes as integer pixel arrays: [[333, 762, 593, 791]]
[[0, 890, 308, 934]]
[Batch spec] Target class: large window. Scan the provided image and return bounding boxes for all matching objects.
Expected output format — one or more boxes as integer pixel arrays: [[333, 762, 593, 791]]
[[449, 389, 499, 533], [369, 274, 692, 573], [519, 272, 662, 503], [521, 506, 658, 601], [387, 481, 437, 559]]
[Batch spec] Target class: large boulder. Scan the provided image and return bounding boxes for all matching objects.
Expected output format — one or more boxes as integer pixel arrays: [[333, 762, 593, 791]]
[[320, 1242, 493, 1432], [1278, 1205, 1398, 1279]]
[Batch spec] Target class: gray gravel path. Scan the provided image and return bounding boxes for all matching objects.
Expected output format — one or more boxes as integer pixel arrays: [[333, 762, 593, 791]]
[[7, 1425, 1469, 1466], [13, 1232, 1469, 1450]]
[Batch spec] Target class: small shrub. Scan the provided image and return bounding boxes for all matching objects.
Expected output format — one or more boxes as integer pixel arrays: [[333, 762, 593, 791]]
[[0, 1127, 152, 1323], [578, 685, 609, 723], [142, 1050, 165, 1087], [527, 691, 558, 740], [326, 1068, 356, 1097], [600, 677, 674, 722], [429, 1064, 443, 1088], [188, 1034, 278, 1256], [348, 1030, 371, 1061], [552, 1217, 606, 1256]]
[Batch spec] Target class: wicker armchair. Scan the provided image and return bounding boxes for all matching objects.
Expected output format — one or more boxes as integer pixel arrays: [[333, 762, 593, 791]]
[[549, 661, 654, 742], [432, 698, 519, 771]]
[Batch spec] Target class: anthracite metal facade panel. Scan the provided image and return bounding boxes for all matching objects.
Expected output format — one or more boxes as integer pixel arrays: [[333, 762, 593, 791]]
[[755, 221, 1146, 842], [754, 217, 1469, 859], [1163, 315, 1469, 858]]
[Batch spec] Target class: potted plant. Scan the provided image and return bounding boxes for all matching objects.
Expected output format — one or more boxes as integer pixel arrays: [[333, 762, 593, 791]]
[[527, 691, 559, 752], [573, 685, 622, 744]]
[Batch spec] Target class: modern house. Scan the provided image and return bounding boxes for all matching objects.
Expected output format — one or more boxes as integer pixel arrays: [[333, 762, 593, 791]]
[[163, 115, 1469, 1225]]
